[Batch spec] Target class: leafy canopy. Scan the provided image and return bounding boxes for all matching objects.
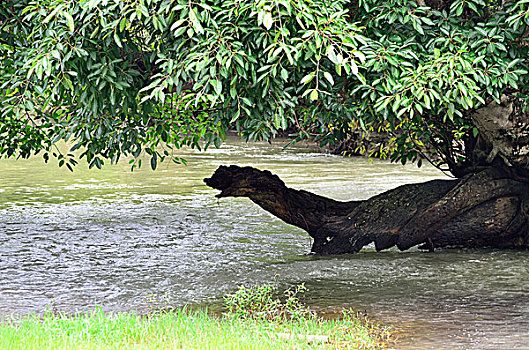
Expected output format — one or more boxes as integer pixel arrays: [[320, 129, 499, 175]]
[[1, 0, 528, 171]]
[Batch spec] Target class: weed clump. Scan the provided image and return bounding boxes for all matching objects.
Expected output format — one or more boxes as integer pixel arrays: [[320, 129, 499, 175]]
[[223, 283, 392, 347], [224, 283, 311, 321]]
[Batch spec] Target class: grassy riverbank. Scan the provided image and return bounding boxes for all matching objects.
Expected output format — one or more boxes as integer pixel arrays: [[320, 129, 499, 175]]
[[0, 285, 391, 349]]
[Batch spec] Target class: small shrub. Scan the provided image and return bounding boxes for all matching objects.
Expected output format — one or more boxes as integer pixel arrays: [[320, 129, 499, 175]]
[[224, 283, 312, 321]]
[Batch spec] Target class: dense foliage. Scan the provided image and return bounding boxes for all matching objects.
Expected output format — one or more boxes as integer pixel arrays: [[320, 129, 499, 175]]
[[1, 0, 528, 172]]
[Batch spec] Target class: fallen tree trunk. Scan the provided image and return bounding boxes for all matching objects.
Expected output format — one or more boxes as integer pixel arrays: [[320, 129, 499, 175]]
[[204, 165, 529, 254]]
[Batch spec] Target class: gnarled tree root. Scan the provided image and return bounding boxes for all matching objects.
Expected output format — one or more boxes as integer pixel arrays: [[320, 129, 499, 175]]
[[204, 165, 529, 254]]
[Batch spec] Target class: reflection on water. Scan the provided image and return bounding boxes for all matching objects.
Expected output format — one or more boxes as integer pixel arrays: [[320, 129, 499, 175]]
[[0, 138, 528, 349]]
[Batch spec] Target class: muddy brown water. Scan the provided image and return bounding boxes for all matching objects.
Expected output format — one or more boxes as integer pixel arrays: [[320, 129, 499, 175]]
[[0, 139, 528, 349]]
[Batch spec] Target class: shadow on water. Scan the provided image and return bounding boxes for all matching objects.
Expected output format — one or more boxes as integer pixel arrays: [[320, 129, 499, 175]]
[[0, 137, 528, 349]]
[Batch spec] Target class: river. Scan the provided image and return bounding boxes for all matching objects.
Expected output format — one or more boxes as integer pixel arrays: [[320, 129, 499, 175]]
[[0, 138, 528, 349]]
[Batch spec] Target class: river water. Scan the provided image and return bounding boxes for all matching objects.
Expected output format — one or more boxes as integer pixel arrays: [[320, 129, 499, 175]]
[[0, 139, 528, 349]]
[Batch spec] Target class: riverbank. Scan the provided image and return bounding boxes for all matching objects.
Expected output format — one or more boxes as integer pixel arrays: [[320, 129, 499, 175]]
[[0, 309, 390, 349], [0, 284, 390, 349]]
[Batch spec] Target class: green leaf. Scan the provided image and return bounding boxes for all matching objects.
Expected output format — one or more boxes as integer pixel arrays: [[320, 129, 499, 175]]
[[63, 76, 74, 90], [151, 153, 157, 170], [230, 110, 241, 123], [62, 11, 74, 33], [210, 79, 222, 95], [43, 4, 64, 23], [174, 27, 186, 37], [119, 17, 127, 32], [114, 32, 122, 48], [323, 72, 334, 85], [189, 8, 204, 34], [263, 12, 273, 30], [89, 0, 100, 10], [140, 4, 149, 17], [274, 113, 281, 129], [281, 68, 288, 81], [421, 17, 435, 26], [326, 46, 339, 64], [300, 73, 315, 85], [350, 62, 359, 76], [170, 19, 187, 31]]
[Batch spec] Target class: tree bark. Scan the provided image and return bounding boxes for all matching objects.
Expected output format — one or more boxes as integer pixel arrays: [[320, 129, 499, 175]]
[[204, 165, 529, 254]]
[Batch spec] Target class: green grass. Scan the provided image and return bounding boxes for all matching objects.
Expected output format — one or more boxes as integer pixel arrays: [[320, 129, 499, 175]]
[[0, 284, 391, 349]]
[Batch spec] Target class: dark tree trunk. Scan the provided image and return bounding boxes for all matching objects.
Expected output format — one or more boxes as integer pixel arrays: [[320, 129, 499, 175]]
[[204, 165, 529, 254], [204, 98, 529, 254]]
